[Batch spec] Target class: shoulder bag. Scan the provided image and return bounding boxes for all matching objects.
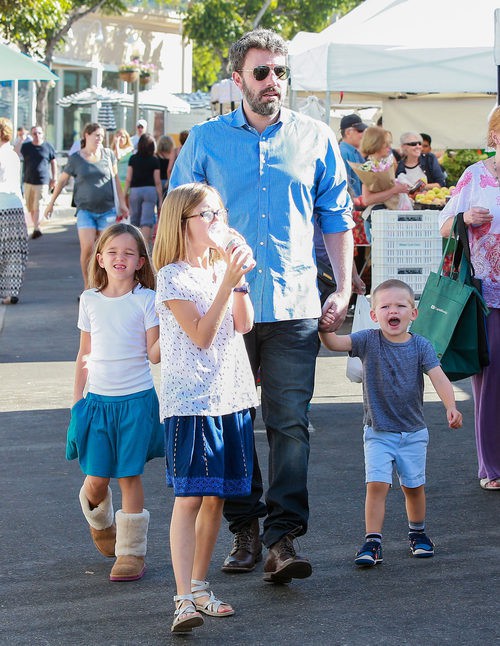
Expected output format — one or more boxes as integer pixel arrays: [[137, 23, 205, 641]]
[[410, 212, 489, 381]]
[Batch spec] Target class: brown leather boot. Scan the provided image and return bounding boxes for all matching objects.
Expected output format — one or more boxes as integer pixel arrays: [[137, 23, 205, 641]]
[[263, 534, 312, 583], [79, 486, 116, 557], [109, 509, 149, 582], [221, 518, 262, 572]]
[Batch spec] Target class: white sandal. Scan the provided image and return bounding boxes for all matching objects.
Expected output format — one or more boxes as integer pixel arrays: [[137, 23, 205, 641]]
[[191, 579, 235, 617], [171, 594, 204, 633]]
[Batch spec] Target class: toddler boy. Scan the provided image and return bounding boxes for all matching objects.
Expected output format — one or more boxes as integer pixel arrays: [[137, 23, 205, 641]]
[[320, 279, 462, 566]]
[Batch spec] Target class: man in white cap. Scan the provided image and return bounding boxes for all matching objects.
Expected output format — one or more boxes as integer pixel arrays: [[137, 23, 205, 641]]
[[131, 119, 147, 151]]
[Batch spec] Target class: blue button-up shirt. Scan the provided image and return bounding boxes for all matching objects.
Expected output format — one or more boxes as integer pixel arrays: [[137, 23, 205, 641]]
[[169, 105, 353, 323]]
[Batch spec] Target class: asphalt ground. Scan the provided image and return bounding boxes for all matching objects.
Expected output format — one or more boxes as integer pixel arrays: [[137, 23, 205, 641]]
[[1, 204, 498, 646]]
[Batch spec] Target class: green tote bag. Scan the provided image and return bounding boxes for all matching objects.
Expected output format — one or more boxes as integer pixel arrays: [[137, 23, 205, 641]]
[[410, 213, 489, 381]]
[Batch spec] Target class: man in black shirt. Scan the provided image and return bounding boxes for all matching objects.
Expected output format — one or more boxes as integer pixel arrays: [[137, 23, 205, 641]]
[[21, 126, 57, 239]]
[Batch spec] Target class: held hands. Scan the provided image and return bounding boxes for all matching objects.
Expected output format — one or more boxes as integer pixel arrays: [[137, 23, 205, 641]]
[[447, 407, 463, 429], [319, 291, 350, 332], [463, 207, 493, 227]]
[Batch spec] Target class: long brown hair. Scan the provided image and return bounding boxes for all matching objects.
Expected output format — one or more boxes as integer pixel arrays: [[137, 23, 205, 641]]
[[88, 223, 155, 290], [80, 122, 103, 149], [152, 183, 225, 271]]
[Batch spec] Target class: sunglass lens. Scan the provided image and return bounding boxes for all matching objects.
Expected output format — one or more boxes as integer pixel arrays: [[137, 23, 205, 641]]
[[253, 66, 270, 81], [274, 66, 290, 80]]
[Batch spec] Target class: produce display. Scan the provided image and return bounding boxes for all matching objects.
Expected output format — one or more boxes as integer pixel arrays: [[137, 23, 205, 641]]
[[414, 186, 455, 207]]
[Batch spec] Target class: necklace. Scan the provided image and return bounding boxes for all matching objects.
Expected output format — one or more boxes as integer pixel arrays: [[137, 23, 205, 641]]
[[492, 156, 500, 187]]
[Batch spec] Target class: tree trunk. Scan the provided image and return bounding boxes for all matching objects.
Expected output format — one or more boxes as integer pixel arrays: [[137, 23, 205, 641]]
[[35, 81, 50, 130]]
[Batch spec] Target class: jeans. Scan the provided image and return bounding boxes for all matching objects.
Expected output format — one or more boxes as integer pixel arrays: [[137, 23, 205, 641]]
[[223, 318, 320, 547], [129, 186, 157, 228]]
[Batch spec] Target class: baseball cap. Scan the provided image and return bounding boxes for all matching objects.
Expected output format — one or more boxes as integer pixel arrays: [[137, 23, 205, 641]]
[[136, 119, 147, 129], [340, 114, 368, 131]]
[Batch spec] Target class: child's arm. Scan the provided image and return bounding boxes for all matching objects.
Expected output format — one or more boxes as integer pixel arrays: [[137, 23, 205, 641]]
[[427, 366, 463, 429], [73, 331, 90, 404], [168, 245, 255, 349], [318, 329, 353, 353], [146, 325, 160, 364]]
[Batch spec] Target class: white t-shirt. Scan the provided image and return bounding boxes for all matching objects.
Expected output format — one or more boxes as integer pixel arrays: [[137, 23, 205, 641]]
[[78, 284, 159, 396], [156, 261, 258, 419], [0, 143, 23, 208]]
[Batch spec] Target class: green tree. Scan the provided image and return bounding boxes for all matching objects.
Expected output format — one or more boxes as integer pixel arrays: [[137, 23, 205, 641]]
[[184, 0, 362, 91], [0, 0, 127, 127]]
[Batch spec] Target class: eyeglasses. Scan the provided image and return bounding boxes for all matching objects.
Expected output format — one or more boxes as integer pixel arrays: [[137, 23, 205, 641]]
[[237, 65, 290, 81], [183, 208, 228, 224], [403, 141, 422, 147]]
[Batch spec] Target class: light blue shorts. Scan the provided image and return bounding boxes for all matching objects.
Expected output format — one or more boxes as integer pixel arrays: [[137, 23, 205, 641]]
[[77, 208, 117, 231], [363, 426, 429, 488]]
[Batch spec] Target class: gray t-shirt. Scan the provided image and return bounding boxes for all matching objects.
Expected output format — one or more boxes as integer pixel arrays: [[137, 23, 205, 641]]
[[64, 148, 116, 213], [350, 329, 440, 433]]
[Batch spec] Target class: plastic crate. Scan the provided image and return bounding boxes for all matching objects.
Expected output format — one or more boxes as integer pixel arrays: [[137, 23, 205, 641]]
[[370, 210, 443, 299]]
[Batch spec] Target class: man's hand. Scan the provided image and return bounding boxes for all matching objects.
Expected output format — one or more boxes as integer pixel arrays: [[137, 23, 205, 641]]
[[319, 291, 350, 332]]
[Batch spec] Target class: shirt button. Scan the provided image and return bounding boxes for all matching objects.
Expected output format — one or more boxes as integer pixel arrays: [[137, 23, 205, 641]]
[[262, 187, 266, 191], [261, 214, 266, 218], [258, 269, 263, 273], [259, 241, 264, 246]]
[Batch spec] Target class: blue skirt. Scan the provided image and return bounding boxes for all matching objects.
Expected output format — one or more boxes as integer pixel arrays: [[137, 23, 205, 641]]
[[66, 388, 165, 478], [164, 410, 253, 498]]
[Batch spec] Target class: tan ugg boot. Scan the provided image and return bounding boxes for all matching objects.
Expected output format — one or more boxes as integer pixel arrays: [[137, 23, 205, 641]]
[[79, 485, 116, 557], [109, 509, 149, 582]]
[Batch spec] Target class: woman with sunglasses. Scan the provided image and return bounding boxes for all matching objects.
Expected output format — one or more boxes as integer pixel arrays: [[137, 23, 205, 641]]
[[396, 132, 446, 189], [153, 183, 257, 633]]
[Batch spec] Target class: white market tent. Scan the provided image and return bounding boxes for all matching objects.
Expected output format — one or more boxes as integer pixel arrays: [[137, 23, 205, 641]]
[[288, 0, 500, 148]]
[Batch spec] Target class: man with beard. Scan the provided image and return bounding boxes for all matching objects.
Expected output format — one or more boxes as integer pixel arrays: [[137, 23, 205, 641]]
[[169, 28, 353, 584]]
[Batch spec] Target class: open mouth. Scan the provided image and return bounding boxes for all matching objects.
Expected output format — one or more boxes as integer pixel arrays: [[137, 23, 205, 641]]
[[388, 317, 400, 327]]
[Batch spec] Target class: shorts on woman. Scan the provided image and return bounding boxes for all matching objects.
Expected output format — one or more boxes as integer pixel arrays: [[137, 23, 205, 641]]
[[363, 426, 428, 488], [129, 186, 157, 228], [76, 208, 117, 231], [164, 410, 253, 498], [66, 388, 165, 478]]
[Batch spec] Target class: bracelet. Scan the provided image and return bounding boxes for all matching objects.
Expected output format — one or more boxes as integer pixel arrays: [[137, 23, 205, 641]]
[[233, 283, 250, 294]]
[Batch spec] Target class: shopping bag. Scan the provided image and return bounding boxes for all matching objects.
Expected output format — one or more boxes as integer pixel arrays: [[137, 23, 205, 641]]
[[346, 295, 379, 383], [410, 213, 489, 381]]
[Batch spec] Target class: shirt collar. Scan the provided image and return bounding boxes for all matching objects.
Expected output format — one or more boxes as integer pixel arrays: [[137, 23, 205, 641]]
[[230, 103, 293, 130]]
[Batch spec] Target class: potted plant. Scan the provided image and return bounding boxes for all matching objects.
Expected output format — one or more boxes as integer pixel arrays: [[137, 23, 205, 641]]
[[119, 62, 140, 84], [139, 62, 156, 88]]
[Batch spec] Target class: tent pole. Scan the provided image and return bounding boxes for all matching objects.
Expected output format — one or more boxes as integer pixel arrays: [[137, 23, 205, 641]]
[[324, 91, 331, 126]]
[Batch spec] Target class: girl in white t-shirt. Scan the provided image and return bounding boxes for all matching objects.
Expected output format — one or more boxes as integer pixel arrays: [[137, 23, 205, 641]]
[[153, 183, 257, 634], [67, 223, 164, 583]]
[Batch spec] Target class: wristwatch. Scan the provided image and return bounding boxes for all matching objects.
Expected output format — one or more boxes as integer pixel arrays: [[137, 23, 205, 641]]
[[233, 283, 250, 294]]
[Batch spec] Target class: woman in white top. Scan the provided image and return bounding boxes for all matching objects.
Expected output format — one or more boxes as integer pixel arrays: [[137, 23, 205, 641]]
[[0, 117, 28, 304], [153, 183, 257, 634]]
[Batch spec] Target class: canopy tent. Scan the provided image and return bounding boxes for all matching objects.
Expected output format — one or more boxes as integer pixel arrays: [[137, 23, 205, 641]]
[[288, 0, 500, 148], [288, 0, 499, 94], [0, 41, 58, 82], [57, 85, 190, 114]]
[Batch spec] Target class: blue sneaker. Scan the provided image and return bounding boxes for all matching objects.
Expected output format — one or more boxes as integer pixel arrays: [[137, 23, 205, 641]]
[[409, 532, 434, 558], [354, 540, 383, 567]]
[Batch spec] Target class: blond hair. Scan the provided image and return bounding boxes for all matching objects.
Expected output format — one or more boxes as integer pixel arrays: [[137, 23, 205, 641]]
[[371, 279, 415, 308], [361, 126, 391, 157], [88, 223, 155, 290], [487, 106, 500, 147], [0, 117, 13, 143], [152, 183, 225, 271]]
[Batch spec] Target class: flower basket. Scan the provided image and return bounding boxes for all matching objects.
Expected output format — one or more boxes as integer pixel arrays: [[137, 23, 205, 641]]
[[119, 70, 139, 83], [139, 73, 151, 88]]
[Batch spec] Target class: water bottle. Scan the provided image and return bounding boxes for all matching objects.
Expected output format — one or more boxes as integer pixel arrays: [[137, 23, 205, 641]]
[[208, 221, 254, 268]]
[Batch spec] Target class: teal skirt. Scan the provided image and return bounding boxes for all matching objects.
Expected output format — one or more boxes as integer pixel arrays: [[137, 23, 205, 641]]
[[67, 388, 165, 478]]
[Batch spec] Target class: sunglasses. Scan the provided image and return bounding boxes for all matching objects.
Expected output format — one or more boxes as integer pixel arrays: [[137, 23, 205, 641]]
[[237, 65, 290, 81], [404, 141, 422, 147], [183, 208, 228, 224]]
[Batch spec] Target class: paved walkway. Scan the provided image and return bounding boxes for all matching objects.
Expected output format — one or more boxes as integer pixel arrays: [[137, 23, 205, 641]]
[[0, 207, 497, 645]]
